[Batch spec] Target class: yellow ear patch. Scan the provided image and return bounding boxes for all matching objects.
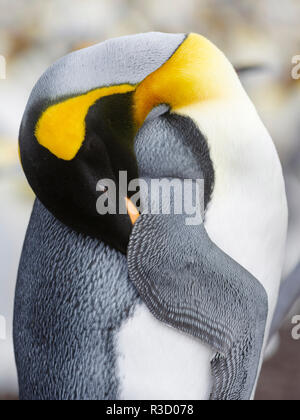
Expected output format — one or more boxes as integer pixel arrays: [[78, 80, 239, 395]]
[[35, 84, 136, 160], [134, 33, 240, 127]]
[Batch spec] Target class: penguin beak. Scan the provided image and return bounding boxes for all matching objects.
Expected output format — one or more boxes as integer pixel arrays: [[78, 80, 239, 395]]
[[125, 197, 140, 225]]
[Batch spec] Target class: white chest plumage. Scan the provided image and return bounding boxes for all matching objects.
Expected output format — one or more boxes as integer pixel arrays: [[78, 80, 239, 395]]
[[116, 98, 288, 400], [192, 99, 288, 321]]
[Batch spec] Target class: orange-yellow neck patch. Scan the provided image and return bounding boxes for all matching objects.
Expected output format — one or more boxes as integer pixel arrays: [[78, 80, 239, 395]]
[[134, 33, 240, 127], [35, 84, 136, 161]]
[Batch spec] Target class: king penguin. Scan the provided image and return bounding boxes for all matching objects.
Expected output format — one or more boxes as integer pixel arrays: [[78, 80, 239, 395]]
[[14, 33, 288, 400]]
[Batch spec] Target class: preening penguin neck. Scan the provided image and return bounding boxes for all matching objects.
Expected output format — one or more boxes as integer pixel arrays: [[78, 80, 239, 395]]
[[176, 96, 287, 286], [177, 96, 287, 394], [14, 199, 139, 400]]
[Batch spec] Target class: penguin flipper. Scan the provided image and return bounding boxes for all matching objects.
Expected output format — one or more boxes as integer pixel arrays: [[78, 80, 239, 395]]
[[127, 213, 268, 400]]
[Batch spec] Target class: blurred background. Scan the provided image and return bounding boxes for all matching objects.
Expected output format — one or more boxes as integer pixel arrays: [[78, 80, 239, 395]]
[[0, 0, 299, 400]]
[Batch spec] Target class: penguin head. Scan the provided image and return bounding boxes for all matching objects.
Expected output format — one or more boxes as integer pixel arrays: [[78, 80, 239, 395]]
[[19, 32, 250, 253]]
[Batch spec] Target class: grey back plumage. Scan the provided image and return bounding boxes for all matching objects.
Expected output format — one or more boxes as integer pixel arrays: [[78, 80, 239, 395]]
[[14, 199, 139, 400]]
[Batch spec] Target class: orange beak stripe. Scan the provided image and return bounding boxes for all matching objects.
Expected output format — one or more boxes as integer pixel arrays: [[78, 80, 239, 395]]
[[125, 197, 140, 225]]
